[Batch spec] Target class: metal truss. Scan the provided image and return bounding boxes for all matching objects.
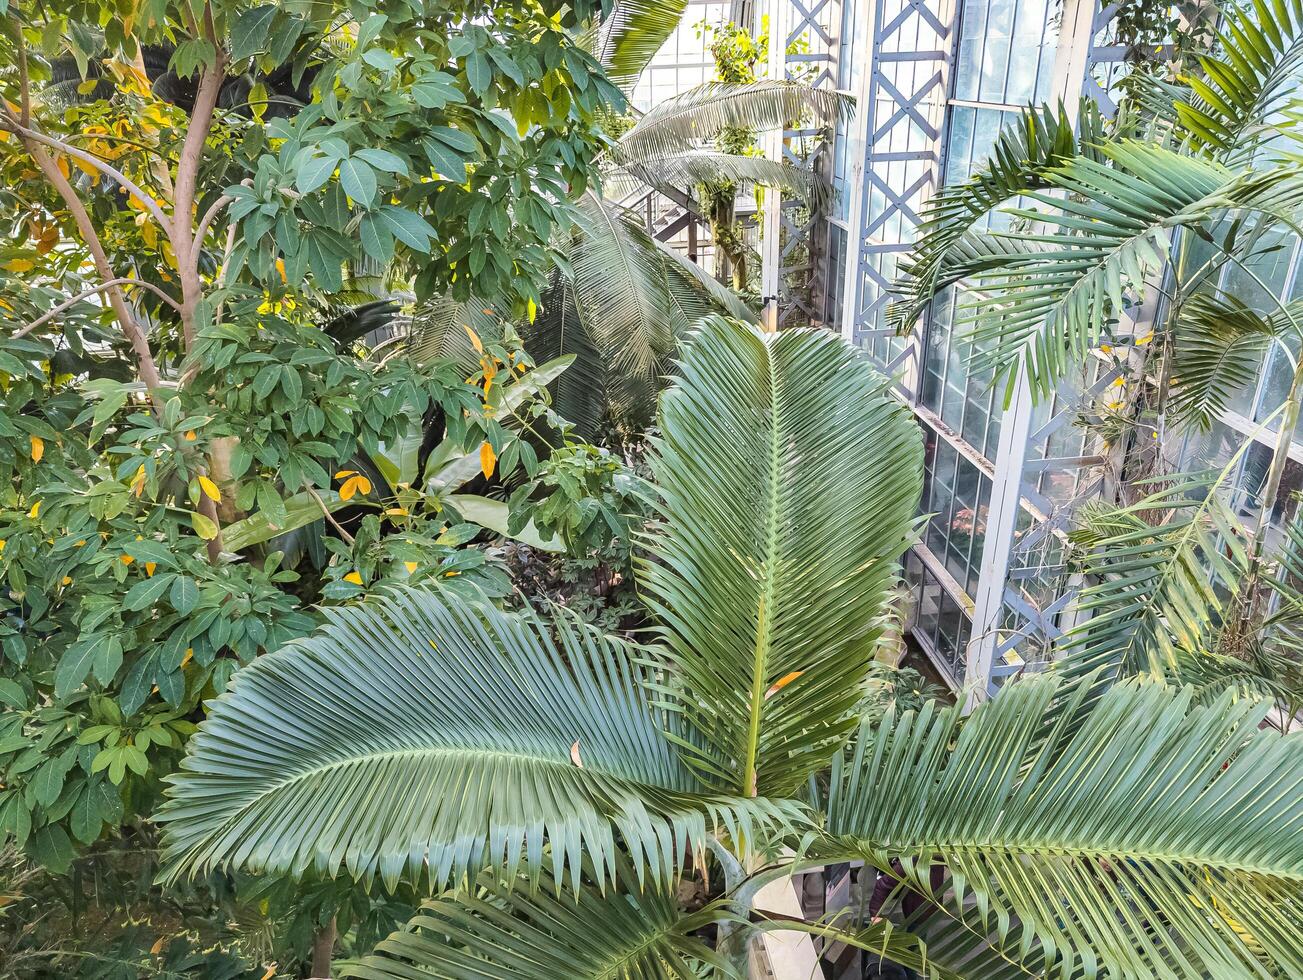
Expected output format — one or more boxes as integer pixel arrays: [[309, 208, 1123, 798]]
[[760, 0, 842, 327]]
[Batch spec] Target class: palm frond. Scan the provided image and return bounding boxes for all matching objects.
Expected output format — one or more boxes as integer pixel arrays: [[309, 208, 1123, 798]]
[[157, 590, 797, 891], [653, 236, 757, 324], [639, 317, 924, 797], [405, 295, 508, 373], [1177, 0, 1303, 163], [605, 150, 829, 209], [594, 0, 690, 87], [610, 81, 852, 163], [960, 142, 1303, 400], [825, 674, 1303, 979], [890, 100, 1106, 331], [523, 276, 609, 434], [1057, 469, 1251, 683], [1169, 293, 1292, 430], [344, 865, 734, 980], [566, 191, 684, 423]]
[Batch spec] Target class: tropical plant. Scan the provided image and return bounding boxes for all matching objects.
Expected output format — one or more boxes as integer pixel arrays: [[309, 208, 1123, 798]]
[[891, 0, 1303, 703], [158, 317, 1303, 978], [0, 0, 627, 969]]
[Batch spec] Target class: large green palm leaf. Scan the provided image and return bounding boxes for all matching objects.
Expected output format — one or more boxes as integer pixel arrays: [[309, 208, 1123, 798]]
[[609, 81, 851, 164], [639, 317, 924, 797], [343, 866, 734, 980], [593, 0, 689, 88], [962, 142, 1303, 399], [156, 591, 795, 891], [889, 100, 1107, 332], [824, 674, 1303, 979]]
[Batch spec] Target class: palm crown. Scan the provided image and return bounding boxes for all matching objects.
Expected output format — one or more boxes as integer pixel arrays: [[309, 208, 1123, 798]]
[[158, 317, 1303, 978]]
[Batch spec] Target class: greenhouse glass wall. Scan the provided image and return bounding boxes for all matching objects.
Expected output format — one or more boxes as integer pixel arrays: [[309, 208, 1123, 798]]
[[645, 0, 1303, 701]]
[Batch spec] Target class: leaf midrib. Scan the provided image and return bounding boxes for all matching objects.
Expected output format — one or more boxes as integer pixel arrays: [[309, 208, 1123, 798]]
[[740, 335, 782, 797]]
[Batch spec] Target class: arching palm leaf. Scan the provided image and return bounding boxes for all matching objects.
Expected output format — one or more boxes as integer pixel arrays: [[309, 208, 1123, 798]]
[[344, 865, 735, 980], [156, 591, 796, 891], [890, 100, 1106, 331], [609, 81, 851, 164], [606, 150, 829, 209], [1177, 0, 1303, 163], [961, 142, 1303, 400], [1057, 470, 1250, 683], [639, 317, 924, 797], [1169, 293, 1298, 430], [594, 0, 690, 87], [824, 674, 1303, 979]]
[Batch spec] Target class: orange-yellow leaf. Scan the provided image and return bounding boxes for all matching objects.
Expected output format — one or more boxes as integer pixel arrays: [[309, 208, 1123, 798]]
[[29, 435, 43, 462], [479, 441, 496, 479], [463, 324, 483, 353], [145, 561, 157, 577], [150, 936, 166, 955], [404, 561, 418, 573], [198, 475, 221, 502], [344, 571, 363, 585], [765, 670, 804, 699], [27, 501, 40, 519], [184, 430, 197, 441], [275, 257, 287, 284], [339, 477, 357, 501]]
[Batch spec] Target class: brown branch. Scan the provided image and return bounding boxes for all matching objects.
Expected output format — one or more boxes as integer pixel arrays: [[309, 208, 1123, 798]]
[[192, 193, 233, 257], [7, 124, 166, 400], [0, 117, 173, 230], [173, 11, 228, 352], [305, 484, 354, 545], [14, 278, 182, 338]]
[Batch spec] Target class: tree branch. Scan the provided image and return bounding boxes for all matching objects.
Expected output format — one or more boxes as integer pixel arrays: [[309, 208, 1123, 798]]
[[0, 115, 173, 230], [5, 120, 166, 401], [14, 278, 182, 338], [173, 10, 228, 352]]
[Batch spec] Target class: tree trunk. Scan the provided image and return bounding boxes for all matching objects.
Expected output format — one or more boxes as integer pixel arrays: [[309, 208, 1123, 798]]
[[309, 917, 336, 978]]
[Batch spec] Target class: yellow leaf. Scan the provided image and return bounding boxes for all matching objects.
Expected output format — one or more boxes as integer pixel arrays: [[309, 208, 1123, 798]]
[[132, 465, 146, 497], [1135, 332, 1154, 346], [0, 540, 6, 552], [184, 430, 197, 441], [275, 256, 287, 284], [334, 470, 356, 479], [198, 475, 221, 502], [77, 79, 100, 95], [61, 576, 72, 586], [404, 561, 418, 573], [765, 670, 804, 699], [56, 156, 70, 180], [527, 297, 537, 323], [150, 936, 166, 955], [355, 476, 372, 495], [339, 476, 358, 501], [120, 554, 134, 565], [260, 967, 277, 980], [181, 649, 193, 668], [29, 435, 43, 462], [344, 571, 364, 585], [2, 259, 34, 273], [479, 441, 496, 479], [463, 324, 483, 353], [27, 501, 40, 519], [145, 562, 156, 577]]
